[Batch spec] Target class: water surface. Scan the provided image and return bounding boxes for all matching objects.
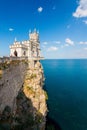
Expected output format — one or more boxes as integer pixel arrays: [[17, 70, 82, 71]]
[[41, 59, 87, 130]]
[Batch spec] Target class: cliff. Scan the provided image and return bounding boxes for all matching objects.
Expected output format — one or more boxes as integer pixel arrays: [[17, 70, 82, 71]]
[[0, 60, 47, 130]]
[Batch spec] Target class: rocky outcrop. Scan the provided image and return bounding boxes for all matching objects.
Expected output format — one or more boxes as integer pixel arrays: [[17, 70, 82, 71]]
[[0, 60, 47, 130], [0, 60, 27, 112], [22, 61, 47, 130]]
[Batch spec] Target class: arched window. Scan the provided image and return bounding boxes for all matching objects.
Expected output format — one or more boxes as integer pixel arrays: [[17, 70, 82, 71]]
[[23, 51, 26, 56], [14, 50, 17, 57]]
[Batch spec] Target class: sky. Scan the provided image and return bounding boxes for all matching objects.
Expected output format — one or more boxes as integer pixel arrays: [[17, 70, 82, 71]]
[[1, 0, 87, 59]]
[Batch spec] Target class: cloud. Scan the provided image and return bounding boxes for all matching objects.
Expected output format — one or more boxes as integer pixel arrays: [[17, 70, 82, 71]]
[[41, 45, 46, 49], [37, 7, 43, 13], [79, 41, 87, 44], [61, 44, 69, 49], [61, 45, 64, 48], [83, 20, 87, 24], [9, 28, 14, 31], [65, 44, 69, 47], [65, 38, 74, 46], [43, 42, 48, 45], [84, 47, 87, 50], [47, 46, 58, 51], [73, 0, 87, 18], [53, 41, 61, 44]]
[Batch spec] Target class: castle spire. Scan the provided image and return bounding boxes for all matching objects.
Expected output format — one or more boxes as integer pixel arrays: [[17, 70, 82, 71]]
[[34, 28, 36, 33], [14, 37, 17, 42]]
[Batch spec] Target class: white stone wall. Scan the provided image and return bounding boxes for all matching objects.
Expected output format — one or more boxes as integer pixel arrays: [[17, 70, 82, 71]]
[[9, 31, 41, 58], [10, 48, 22, 57], [21, 48, 28, 57]]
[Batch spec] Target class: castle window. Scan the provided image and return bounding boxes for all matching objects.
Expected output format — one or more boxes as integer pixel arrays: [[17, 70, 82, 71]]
[[23, 51, 26, 56], [14, 50, 17, 57]]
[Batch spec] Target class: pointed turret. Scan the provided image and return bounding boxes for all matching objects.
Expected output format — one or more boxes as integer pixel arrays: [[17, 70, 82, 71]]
[[29, 28, 39, 42]]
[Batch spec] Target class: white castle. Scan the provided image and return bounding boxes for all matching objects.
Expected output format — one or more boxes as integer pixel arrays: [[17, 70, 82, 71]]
[[9, 29, 41, 59]]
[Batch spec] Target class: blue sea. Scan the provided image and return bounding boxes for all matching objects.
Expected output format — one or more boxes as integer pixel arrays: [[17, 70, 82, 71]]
[[41, 59, 87, 130]]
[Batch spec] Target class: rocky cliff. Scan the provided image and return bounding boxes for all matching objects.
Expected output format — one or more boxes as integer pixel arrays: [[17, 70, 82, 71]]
[[0, 60, 47, 130]]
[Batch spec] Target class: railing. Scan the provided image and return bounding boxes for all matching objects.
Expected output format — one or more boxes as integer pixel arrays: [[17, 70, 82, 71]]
[[0, 56, 44, 63]]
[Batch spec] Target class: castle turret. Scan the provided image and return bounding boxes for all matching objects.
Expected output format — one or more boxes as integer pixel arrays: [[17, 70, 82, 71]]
[[29, 29, 39, 42]]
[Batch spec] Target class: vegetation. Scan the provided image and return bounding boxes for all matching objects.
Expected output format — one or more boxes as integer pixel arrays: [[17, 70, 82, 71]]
[[26, 85, 33, 91], [25, 73, 37, 81], [29, 73, 37, 79], [0, 106, 12, 130], [35, 111, 43, 124], [16, 91, 24, 100], [0, 70, 3, 79], [21, 60, 28, 65], [0, 62, 9, 70], [44, 91, 48, 100], [10, 60, 20, 66]]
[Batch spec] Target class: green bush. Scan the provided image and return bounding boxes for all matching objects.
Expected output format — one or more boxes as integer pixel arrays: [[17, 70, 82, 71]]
[[44, 91, 48, 100]]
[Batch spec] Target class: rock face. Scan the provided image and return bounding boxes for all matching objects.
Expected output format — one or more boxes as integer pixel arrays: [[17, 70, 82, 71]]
[[0, 60, 47, 130], [0, 61, 27, 112]]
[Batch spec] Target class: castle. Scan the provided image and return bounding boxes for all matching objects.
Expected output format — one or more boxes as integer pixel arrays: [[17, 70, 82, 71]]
[[9, 29, 41, 59]]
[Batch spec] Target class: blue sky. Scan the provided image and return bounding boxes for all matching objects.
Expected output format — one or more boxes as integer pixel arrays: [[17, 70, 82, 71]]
[[1, 0, 87, 59]]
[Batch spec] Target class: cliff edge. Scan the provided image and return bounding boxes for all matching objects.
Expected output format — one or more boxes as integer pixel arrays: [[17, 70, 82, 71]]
[[0, 60, 47, 130]]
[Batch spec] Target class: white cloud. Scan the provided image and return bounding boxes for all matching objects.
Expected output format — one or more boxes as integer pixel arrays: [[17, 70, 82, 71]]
[[53, 41, 61, 44], [79, 41, 87, 44], [37, 7, 43, 13], [61, 45, 64, 48], [73, 0, 87, 18], [9, 28, 14, 31], [65, 38, 74, 46], [61, 44, 69, 49], [47, 46, 58, 51], [42, 45, 46, 49], [43, 42, 48, 45], [65, 44, 69, 47], [83, 20, 87, 24], [84, 47, 87, 50]]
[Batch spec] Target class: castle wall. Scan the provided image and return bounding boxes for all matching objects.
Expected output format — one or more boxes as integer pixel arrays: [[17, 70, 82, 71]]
[[10, 46, 29, 57], [21, 47, 28, 57], [10, 48, 22, 57], [9, 31, 42, 58]]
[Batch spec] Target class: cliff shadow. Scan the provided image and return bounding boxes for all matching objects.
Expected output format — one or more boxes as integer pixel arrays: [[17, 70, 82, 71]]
[[43, 84, 62, 130], [0, 88, 45, 130]]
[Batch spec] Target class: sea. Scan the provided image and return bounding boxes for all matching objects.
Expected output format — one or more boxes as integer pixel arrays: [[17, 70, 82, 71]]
[[41, 59, 87, 130]]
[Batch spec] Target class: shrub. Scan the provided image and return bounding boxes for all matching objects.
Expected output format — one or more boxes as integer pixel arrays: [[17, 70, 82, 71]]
[[44, 91, 48, 100]]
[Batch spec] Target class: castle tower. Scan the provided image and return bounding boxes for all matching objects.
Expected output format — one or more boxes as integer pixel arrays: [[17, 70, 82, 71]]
[[9, 29, 42, 59], [29, 28, 39, 42], [29, 29, 41, 58]]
